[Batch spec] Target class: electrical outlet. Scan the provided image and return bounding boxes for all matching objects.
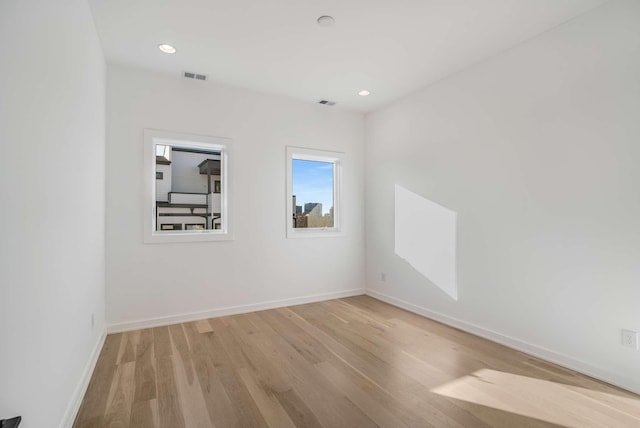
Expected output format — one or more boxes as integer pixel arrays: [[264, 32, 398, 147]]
[[621, 329, 638, 349], [381, 272, 387, 282]]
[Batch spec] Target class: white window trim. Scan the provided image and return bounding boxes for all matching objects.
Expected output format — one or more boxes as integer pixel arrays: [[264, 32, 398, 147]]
[[143, 129, 233, 243], [286, 146, 344, 239]]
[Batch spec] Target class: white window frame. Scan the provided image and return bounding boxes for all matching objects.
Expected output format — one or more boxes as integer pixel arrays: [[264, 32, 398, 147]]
[[143, 129, 233, 243], [286, 146, 344, 239]]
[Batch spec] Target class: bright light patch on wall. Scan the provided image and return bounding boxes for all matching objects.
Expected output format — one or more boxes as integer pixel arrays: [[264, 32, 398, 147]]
[[394, 185, 457, 300]]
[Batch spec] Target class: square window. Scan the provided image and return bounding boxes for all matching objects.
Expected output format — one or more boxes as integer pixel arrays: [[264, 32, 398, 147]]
[[286, 147, 344, 238], [144, 129, 233, 243]]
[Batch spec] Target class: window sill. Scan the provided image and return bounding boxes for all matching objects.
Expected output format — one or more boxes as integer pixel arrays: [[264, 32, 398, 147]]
[[144, 230, 234, 244], [286, 228, 344, 239]]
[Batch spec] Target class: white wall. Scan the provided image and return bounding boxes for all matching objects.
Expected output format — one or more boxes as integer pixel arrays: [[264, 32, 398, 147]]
[[155, 163, 172, 201], [0, 0, 106, 427], [106, 66, 365, 327], [365, 0, 640, 393], [170, 151, 220, 194]]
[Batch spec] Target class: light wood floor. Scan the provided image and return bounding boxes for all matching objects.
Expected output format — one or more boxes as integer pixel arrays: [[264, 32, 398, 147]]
[[74, 296, 640, 428]]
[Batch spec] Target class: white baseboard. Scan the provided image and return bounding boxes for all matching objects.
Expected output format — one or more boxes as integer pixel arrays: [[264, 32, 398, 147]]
[[60, 328, 107, 428], [366, 289, 640, 395], [108, 288, 366, 334]]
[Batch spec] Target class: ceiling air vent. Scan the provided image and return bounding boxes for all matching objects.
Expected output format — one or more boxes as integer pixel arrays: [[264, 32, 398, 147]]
[[183, 71, 207, 81], [318, 99, 336, 106]]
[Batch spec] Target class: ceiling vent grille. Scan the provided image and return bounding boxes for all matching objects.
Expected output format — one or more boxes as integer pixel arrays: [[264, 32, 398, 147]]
[[318, 100, 336, 106], [183, 71, 207, 81]]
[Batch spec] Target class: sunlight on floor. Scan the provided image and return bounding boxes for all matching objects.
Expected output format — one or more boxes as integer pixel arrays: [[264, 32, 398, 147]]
[[431, 369, 640, 428]]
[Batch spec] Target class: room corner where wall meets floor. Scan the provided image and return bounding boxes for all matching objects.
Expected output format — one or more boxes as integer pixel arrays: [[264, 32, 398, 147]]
[[364, 0, 640, 397], [107, 289, 366, 334]]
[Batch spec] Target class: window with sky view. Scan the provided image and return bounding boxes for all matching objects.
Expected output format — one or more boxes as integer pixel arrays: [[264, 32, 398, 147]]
[[292, 159, 334, 228]]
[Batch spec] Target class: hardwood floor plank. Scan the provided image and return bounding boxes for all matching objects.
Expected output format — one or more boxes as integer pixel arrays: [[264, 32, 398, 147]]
[[308, 304, 452, 389], [201, 329, 234, 370], [156, 356, 185, 428], [274, 389, 324, 428], [74, 296, 640, 428], [216, 365, 270, 428], [103, 361, 136, 428], [246, 320, 379, 428], [281, 305, 420, 392], [168, 324, 195, 384], [169, 335, 213, 428], [74, 333, 123, 427], [394, 385, 495, 428], [195, 319, 214, 334], [455, 400, 568, 428], [133, 328, 156, 403], [314, 360, 428, 428], [183, 323, 241, 427], [203, 319, 270, 427], [208, 317, 252, 369], [129, 400, 158, 428], [117, 331, 140, 365], [255, 309, 332, 365], [153, 327, 172, 359], [237, 367, 297, 428], [224, 315, 293, 394]]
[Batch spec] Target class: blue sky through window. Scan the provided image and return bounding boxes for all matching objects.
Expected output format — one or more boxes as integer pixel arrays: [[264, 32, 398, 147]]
[[292, 159, 334, 215]]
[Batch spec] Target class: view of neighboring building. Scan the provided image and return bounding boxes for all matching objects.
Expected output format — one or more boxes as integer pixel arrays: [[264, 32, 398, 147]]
[[155, 145, 222, 231], [293, 198, 334, 228]]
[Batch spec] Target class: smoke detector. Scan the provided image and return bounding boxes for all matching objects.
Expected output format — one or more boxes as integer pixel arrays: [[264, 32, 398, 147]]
[[318, 99, 336, 106], [317, 16, 335, 27]]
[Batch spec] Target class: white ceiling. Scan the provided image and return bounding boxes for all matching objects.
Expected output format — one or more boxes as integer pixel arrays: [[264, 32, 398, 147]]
[[89, 0, 608, 113]]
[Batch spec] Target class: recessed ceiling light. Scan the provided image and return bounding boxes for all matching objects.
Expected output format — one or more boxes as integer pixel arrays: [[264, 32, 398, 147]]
[[158, 44, 177, 54], [358, 90, 371, 97], [317, 15, 335, 27]]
